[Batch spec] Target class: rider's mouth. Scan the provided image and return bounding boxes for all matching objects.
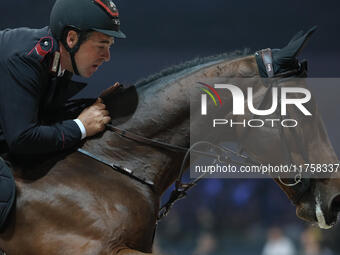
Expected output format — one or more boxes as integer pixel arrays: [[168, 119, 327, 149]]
[[92, 64, 100, 71]]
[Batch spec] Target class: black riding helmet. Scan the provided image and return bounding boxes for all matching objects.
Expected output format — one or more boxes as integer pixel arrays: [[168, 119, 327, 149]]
[[50, 0, 126, 75]]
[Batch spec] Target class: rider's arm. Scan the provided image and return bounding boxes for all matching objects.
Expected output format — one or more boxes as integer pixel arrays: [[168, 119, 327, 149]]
[[0, 54, 82, 155]]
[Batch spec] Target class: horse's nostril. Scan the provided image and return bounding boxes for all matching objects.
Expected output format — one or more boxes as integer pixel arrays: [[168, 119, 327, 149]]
[[330, 194, 340, 213]]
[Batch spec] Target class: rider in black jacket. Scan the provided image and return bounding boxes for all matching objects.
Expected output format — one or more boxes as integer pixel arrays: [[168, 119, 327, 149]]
[[0, 0, 126, 156], [0, 0, 126, 229]]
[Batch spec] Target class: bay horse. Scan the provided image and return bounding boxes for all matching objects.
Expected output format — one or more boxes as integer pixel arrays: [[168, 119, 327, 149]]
[[0, 27, 337, 255]]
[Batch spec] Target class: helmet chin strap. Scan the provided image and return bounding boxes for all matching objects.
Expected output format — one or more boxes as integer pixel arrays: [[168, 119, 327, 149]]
[[61, 40, 80, 75], [69, 46, 81, 76], [61, 29, 87, 76]]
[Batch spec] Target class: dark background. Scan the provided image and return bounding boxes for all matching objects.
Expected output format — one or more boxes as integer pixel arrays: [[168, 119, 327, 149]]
[[2, 0, 340, 87], [2, 1, 340, 254]]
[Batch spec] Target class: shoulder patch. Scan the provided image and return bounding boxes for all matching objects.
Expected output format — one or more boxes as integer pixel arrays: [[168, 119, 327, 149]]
[[27, 36, 54, 62]]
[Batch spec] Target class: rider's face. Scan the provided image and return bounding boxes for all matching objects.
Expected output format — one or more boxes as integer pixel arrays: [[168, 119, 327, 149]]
[[75, 32, 114, 78], [64, 30, 114, 78]]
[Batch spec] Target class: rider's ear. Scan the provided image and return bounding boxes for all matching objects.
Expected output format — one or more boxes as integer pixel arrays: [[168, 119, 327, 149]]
[[66, 30, 79, 49]]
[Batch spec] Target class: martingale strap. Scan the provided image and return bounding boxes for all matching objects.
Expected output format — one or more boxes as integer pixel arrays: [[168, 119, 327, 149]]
[[78, 125, 257, 220], [104, 126, 257, 220]]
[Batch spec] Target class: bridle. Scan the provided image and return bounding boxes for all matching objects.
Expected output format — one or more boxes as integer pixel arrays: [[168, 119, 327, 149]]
[[77, 48, 311, 222], [258, 49, 313, 204], [253, 49, 312, 200]]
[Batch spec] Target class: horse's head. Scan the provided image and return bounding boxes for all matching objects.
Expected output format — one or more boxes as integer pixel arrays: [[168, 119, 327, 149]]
[[244, 27, 339, 228], [190, 26, 338, 227]]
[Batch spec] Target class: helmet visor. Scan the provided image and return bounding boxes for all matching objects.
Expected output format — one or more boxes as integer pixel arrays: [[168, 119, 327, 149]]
[[93, 28, 126, 39]]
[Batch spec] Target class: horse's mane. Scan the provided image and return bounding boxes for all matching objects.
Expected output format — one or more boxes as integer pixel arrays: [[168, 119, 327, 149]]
[[135, 49, 251, 88]]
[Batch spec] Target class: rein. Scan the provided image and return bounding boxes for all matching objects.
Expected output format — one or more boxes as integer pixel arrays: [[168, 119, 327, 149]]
[[77, 48, 310, 222]]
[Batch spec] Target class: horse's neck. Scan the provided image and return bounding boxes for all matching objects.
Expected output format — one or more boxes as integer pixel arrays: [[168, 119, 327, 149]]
[[82, 81, 190, 194], [83, 55, 259, 194], [82, 124, 188, 195]]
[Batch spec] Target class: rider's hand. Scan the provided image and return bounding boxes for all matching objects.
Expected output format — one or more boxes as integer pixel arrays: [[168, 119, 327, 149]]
[[77, 98, 111, 137]]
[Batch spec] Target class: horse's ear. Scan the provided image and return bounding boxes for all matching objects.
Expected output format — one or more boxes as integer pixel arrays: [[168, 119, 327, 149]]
[[283, 26, 317, 58], [287, 30, 304, 46], [269, 26, 317, 75]]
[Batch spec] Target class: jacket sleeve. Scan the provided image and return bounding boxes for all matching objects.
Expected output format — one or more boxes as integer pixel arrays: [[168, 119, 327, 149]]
[[58, 98, 97, 121], [0, 54, 82, 155]]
